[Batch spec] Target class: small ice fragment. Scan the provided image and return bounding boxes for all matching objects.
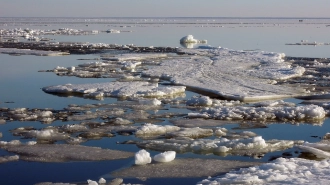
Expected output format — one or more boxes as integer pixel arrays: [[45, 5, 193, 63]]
[[135, 149, 152, 165], [87, 179, 98, 185], [98, 178, 106, 184], [153, 151, 176, 162]]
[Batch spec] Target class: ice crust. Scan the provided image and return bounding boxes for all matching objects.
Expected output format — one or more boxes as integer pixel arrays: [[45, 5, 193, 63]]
[[143, 47, 307, 102], [197, 157, 330, 185], [189, 104, 325, 122], [42, 82, 185, 98]]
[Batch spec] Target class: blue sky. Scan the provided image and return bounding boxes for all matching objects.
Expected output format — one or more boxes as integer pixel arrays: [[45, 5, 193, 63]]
[[1, 0, 330, 17]]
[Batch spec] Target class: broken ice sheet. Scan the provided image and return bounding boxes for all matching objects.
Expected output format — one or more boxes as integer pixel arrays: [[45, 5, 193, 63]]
[[112, 158, 262, 178], [0, 48, 70, 56], [137, 136, 299, 157], [143, 48, 308, 102], [42, 81, 186, 99], [2, 144, 134, 162]]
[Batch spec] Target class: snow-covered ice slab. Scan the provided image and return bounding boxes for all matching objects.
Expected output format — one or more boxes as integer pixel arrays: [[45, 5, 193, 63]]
[[189, 104, 326, 122], [112, 158, 262, 178], [42, 81, 186, 98], [135, 123, 180, 138], [153, 151, 176, 163], [143, 48, 307, 102], [2, 144, 134, 162], [197, 157, 330, 185], [137, 136, 297, 156], [0, 48, 69, 56]]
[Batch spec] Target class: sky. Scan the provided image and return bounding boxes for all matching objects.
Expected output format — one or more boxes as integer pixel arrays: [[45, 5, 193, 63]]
[[1, 0, 330, 18]]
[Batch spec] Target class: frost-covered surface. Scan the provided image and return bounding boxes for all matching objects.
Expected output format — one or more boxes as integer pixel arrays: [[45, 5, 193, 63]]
[[0, 48, 69, 56], [189, 104, 326, 122], [42, 82, 185, 98], [2, 144, 134, 162], [153, 151, 176, 163], [143, 48, 307, 102], [197, 157, 330, 185], [135, 149, 152, 165], [137, 136, 297, 156]]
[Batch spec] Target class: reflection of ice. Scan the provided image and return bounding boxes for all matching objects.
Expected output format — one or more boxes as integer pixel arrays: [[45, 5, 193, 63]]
[[180, 42, 196, 48]]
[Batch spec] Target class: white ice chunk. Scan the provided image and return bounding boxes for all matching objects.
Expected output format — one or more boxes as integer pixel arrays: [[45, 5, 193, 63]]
[[135, 149, 152, 165], [153, 151, 176, 163], [98, 178, 106, 184], [186, 96, 213, 106], [195, 104, 325, 121], [136, 123, 180, 137], [87, 179, 98, 185], [138, 98, 162, 106]]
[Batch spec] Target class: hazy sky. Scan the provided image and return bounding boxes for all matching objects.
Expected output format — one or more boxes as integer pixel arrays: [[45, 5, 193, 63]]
[[1, 0, 330, 17]]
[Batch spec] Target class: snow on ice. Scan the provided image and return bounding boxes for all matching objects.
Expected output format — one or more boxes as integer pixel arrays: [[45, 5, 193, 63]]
[[197, 157, 330, 185], [42, 81, 186, 98], [143, 47, 307, 102]]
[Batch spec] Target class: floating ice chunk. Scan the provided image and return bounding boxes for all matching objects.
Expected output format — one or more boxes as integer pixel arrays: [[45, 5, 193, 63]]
[[0, 119, 5, 124], [138, 98, 162, 106], [120, 61, 142, 70], [98, 178, 106, 184], [167, 127, 214, 139], [25, 129, 69, 140], [135, 149, 152, 165], [186, 96, 212, 106], [87, 179, 98, 185], [136, 123, 180, 137], [0, 140, 21, 146], [196, 104, 325, 122], [37, 111, 53, 118], [180, 35, 198, 43], [0, 155, 19, 163], [197, 157, 330, 185], [153, 151, 176, 162], [42, 82, 185, 98]]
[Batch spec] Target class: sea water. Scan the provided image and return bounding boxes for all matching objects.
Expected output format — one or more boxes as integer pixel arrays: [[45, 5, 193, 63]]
[[1, 17, 330, 185]]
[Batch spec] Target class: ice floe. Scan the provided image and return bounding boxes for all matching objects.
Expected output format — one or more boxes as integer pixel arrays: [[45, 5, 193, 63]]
[[112, 158, 262, 178], [2, 144, 134, 162], [197, 157, 330, 185], [0, 155, 19, 163], [0, 48, 69, 56], [143, 47, 307, 102], [137, 136, 298, 156], [135, 123, 180, 138], [42, 82, 186, 98], [189, 104, 326, 122]]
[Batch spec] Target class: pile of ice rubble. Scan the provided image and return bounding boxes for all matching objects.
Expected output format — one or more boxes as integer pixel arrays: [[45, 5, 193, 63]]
[[197, 157, 330, 185]]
